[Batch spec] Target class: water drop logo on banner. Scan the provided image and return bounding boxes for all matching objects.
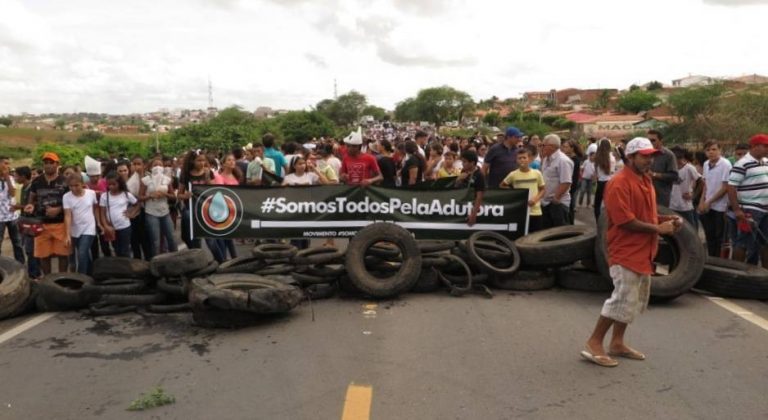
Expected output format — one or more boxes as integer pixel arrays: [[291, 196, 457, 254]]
[[195, 187, 244, 236]]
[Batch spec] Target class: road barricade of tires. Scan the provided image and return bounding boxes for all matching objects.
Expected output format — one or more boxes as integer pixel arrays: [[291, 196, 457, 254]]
[[2, 210, 767, 328]]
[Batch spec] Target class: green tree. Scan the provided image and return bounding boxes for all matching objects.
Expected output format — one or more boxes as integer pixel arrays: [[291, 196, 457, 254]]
[[667, 84, 726, 123], [361, 105, 388, 121], [394, 97, 418, 122], [629, 84, 641, 92], [316, 91, 369, 127], [278, 111, 336, 143], [647, 81, 663, 91], [617, 90, 660, 114], [54, 119, 66, 130], [482, 112, 501, 127], [404, 86, 475, 128]]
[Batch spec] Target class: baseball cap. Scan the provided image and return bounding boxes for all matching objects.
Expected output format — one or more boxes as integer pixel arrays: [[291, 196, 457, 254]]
[[41, 152, 60, 162], [625, 137, 660, 156], [749, 134, 768, 146], [505, 126, 524, 138]]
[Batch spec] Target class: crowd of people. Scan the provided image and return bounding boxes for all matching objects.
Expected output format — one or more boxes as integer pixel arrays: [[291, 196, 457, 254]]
[[1, 125, 767, 280]]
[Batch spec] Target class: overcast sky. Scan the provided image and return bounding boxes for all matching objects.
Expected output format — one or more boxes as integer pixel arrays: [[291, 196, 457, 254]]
[[1, 0, 767, 114]]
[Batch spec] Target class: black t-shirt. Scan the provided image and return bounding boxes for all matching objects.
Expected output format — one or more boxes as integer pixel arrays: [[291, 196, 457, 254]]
[[377, 156, 397, 188], [455, 168, 486, 192], [400, 155, 424, 188], [29, 175, 68, 223]]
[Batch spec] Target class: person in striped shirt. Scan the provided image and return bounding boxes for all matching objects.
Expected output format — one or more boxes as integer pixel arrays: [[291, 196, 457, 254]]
[[727, 133, 768, 266]]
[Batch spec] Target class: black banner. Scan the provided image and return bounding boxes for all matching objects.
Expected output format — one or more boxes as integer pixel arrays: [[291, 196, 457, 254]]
[[191, 185, 529, 240]]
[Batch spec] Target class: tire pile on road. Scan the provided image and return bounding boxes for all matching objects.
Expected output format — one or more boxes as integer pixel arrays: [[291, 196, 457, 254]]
[[1, 205, 768, 328]]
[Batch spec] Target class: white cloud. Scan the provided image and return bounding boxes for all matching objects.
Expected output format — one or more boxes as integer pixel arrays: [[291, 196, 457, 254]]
[[0, 0, 767, 114]]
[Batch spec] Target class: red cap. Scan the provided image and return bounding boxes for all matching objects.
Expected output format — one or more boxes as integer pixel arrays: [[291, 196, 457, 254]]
[[749, 134, 768, 146], [41, 152, 60, 163]]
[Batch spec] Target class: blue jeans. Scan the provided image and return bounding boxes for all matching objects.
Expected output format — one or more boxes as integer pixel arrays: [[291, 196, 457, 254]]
[[733, 209, 768, 261], [0, 220, 25, 264], [23, 235, 41, 278], [205, 238, 227, 263], [145, 213, 178, 258], [112, 227, 132, 258], [72, 235, 95, 275]]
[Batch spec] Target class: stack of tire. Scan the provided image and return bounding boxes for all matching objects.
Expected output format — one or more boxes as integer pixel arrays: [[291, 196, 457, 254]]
[[188, 245, 305, 328], [514, 225, 607, 292], [0, 257, 35, 321]]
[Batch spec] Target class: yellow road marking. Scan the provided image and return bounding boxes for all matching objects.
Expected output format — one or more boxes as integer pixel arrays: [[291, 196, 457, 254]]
[[706, 296, 768, 332], [341, 383, 372, 420]]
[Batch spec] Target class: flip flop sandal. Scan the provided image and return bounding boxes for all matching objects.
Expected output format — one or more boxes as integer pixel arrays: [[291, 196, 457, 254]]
[[580, 350, 619, 367], [608, 349, 646, 360]]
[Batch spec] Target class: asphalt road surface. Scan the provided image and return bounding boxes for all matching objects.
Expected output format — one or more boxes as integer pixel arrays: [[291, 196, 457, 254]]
[[1, 207, 767, 419]]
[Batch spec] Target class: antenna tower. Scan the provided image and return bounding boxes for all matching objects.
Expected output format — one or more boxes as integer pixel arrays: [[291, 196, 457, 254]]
[[208, 76, 213, 109]]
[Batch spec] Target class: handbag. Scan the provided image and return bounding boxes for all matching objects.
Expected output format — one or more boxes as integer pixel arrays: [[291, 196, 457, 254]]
[[18, 216, 44, 237]]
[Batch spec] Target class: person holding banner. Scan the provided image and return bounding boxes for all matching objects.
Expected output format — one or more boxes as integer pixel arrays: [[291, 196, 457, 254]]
[[177, 150, 213, 250], [455, 150, 486, 226]]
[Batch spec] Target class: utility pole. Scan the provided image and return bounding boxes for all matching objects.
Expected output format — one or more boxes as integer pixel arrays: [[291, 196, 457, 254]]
[[334, 78, 338, 99], [208, 75, 214, 109]]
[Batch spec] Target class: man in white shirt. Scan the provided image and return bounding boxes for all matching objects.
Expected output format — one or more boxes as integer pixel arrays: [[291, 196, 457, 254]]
[[540, 134, 574, 228], [698, 141, 732, 257]]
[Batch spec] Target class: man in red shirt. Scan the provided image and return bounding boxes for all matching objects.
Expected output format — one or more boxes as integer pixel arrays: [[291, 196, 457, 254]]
[[582, 137, 682, 367], [340, 128, 382, 186]]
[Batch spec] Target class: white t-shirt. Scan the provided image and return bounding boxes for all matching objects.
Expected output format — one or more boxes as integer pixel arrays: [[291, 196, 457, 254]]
[[670, 163, 701, 212], [703, 157, 732, 212], [142, 174, 172, 217], [283, 172, 319, 186], [596, 154, 616, 181], [99, 191, 138, 230], [63, 189, 98, 237]]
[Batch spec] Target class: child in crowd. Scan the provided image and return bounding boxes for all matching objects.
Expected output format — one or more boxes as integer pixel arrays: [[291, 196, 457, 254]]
[[99, 171, 139, 258], [282, 156, 330, 186], [670, 147, 701, 228], [500, 148, 546, 233], [437, 151, 461, 178], [454, 150, 486, 227], [63, 174, 99, 274]]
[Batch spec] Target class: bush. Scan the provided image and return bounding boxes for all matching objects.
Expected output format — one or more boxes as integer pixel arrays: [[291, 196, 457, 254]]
[[33, 143, 85, 167], [76, 131, 105, 143]]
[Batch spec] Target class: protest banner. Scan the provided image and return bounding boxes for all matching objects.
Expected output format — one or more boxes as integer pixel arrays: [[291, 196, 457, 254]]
[[191, 185, 529, 240]]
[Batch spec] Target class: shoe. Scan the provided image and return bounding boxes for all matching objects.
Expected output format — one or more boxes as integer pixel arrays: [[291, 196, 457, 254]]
[[608, 348, 645, 360], [580, 349, 619, 367]]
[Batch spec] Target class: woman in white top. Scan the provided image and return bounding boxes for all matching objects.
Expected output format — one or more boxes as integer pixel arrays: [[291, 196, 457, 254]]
[[99, 171, 139, 258], [139, 157, 178, 259], [63, 174, 99, 274], [282, 156, 330, 186], [593, 138, 616, 221]]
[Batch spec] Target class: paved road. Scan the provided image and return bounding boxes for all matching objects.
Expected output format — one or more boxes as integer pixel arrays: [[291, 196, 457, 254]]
[[1, 287, 768, 419]]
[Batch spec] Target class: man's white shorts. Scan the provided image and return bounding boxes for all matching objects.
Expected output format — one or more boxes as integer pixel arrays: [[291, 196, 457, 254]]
[[601, 265, 651, 324]]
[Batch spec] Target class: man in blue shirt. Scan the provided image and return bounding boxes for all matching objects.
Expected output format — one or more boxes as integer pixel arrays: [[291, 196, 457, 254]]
[[482, 126, 522, 188], [262, 133, 286, 177]]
